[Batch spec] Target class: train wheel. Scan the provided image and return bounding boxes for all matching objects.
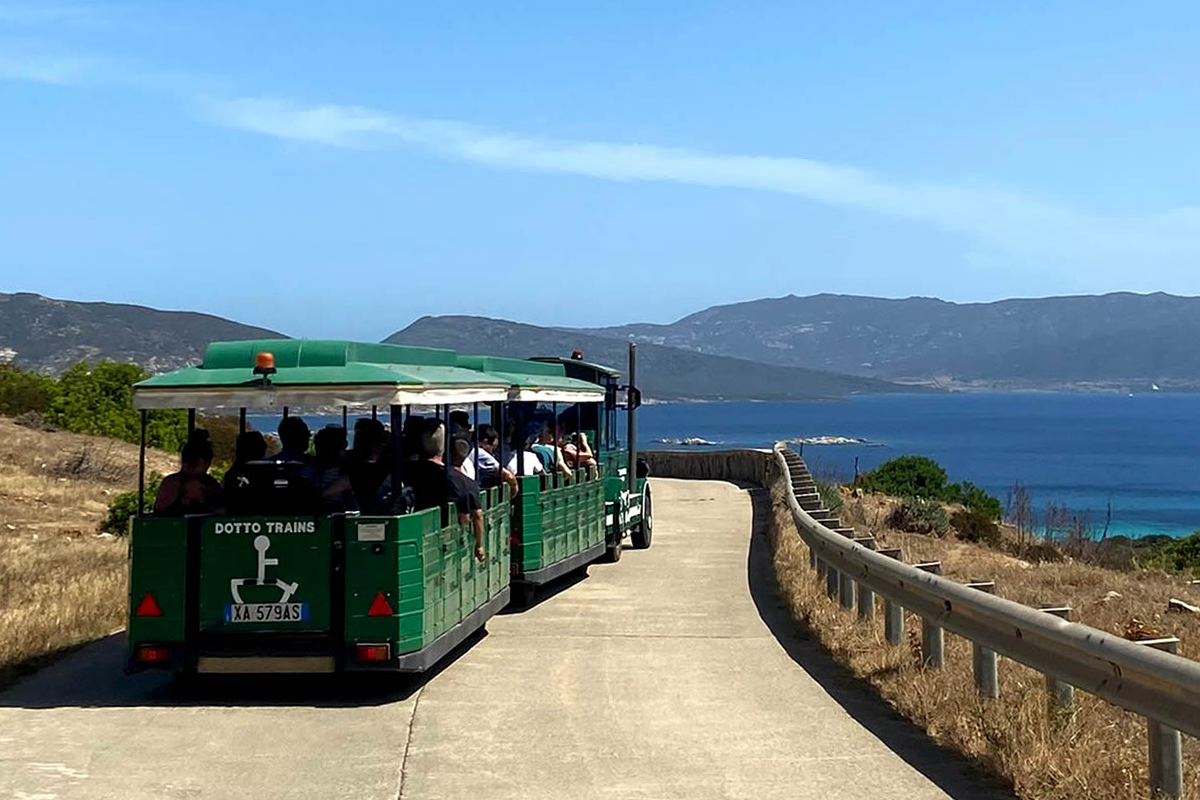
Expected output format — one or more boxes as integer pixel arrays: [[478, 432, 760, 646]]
[[631, 485, 653, 549], [514, 583, 537, 609], [603, 536, 622, 563]]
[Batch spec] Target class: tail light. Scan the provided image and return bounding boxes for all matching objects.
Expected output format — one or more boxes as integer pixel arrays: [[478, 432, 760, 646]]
[[135, 644, 170, 663], [356, 643, 391, 662], [135, 593, 162, 617], [509, 535, 519, 546]]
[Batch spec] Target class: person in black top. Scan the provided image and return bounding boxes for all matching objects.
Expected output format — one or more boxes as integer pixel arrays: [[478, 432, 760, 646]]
[[407, 422, 485, 562], [223, 430, 267, 513], [155, 430, 224, 515], [346, 418, 389, 513], [448, 437, 485, 562]]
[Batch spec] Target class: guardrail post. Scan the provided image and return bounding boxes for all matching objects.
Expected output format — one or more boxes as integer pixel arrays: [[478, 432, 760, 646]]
[[1040, 606, 1074, 715], [1138, 637, 1183, 799], [878, 548, 904, 645], [837, 530, 855, 610], [854, 537, 877, 620], [915, 562, 944, 668], [825, 556, 839, 599], [967, 581, 998, 698]]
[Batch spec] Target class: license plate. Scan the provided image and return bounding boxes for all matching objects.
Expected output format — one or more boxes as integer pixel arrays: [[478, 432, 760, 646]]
[[224, 603, 309, 624]]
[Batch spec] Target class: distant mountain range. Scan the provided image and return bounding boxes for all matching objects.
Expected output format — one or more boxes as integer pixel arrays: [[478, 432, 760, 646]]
[[0, 292, 912, 400], [0, 293, 283, 374], [588, 292, 1200, 390], [6, 289, 1200, 397], [385, 316, 914, 400]]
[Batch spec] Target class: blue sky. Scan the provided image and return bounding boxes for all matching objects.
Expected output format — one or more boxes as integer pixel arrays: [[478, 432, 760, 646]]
[[2, 2, 1200, 340]]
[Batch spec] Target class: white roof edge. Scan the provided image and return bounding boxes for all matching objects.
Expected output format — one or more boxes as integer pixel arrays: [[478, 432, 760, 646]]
[[507, 388, 605, 403], [133, 385, 511, 410]]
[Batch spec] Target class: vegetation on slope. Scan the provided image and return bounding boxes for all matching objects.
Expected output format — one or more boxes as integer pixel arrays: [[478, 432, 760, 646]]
[[0, 418, 175, 686]]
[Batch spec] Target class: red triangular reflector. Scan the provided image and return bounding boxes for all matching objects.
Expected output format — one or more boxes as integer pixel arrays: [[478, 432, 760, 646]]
[[367, 592, 393, 617], [135, 593, 162, 617]]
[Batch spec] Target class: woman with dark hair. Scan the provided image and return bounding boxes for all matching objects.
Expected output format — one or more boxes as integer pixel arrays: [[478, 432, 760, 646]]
[[222, 430, 267, 512], [154, 429, 224, 515]]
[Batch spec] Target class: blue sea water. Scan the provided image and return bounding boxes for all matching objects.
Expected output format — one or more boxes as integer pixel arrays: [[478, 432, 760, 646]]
[[639, 393, 1200, 539]]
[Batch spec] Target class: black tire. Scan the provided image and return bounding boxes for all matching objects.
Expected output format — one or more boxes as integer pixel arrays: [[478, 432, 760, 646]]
[[513, 583, 537, 609], [631, 485, 653, 549], [603, 537, 623, 563]]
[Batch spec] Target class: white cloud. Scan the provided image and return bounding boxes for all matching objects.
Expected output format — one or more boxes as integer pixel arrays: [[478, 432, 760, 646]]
[[0, 53, 96, 85], [0, 4, 111, 26], [204, 96, 1200, 265]]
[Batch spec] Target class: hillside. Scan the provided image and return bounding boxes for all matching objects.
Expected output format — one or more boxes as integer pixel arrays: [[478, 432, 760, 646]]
[[0, 292, 285, 374], [386, 316, 922, 400], [589, 292, 1200, 389]]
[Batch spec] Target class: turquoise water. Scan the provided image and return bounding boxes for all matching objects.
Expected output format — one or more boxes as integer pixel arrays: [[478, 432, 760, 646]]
[[639, 393, 1200, 539]]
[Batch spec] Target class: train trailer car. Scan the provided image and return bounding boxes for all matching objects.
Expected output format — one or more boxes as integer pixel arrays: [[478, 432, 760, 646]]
[[125, 339, 649, 676]]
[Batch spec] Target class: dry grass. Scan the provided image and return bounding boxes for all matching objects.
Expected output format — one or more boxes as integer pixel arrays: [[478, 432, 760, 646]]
[[0, 417, 175, 685], [769, 480, 1200, 800]]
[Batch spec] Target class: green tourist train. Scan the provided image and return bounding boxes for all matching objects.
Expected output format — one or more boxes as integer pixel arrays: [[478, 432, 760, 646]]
[[125, 339, 650, 675]]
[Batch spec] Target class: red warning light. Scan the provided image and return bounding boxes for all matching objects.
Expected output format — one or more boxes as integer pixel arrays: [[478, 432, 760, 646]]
[[367, 591, 393, 617], [356, 643, 391, 662], [135, 593, 162, 617], [136, 644, 170, 663]]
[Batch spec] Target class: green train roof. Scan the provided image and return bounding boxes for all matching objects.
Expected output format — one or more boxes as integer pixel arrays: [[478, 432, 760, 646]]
[[453, 355, 608, 402], [132, 339, 605, 410]]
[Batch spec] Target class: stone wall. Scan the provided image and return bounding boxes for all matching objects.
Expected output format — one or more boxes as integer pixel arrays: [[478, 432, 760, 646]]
[[642, 449, 774, 487]]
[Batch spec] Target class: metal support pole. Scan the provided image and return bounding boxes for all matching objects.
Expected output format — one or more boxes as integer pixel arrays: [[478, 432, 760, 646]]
[[825, 562, 839, 599], [838, 568, 855, 609], [137, 410, 147, 516], [915, 561, 944, 668], [854, 537, 876, 620], [390, 405, 402, 514], [342, 406, 347, 430], [627, 342, 637, 496], [473, 402, 479, 478], [372, 405, 377, 421], [187, 408, 196, 435], [1139, 637, 1183, 799], [282, 407, 289, 419], [1041, 606, 1075, 714], [879, 548, 904, 645], [968, 581, 999, 698], [239, 407, 246, 434]]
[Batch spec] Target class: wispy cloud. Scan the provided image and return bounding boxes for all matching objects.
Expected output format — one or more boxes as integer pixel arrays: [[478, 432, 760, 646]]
[[0, 52, 97, 84], [204, 96, 1200, 263], [0, 3, 114, 27]]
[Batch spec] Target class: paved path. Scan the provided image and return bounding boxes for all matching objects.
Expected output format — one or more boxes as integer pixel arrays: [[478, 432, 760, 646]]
[[0, 479, 994, 800]]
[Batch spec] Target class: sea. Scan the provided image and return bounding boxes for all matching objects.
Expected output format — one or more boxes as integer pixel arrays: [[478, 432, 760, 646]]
[[640, 393, 1200, 539], [251, 392, 1200, 539]]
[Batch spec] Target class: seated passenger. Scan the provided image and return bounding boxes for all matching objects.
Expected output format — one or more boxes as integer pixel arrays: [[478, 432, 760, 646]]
[[223, 430, 267, 513], [449, 438, 486, 562], [502, 428, 546, 477], [470, 425, 518, 494], [559, 427, 597, 472], [347, 418, 390, 514], [408, 419, 450, 512], [307, 425, 358, 513], [449, 410, 472, 437], [155, 429, 224, 516], [531, 422, 573, 481], [276, 416, 314, 463]]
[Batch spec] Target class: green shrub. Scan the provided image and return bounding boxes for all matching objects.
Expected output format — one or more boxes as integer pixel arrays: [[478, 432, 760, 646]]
[[859, 456, 1003, 520], [950, 508, 1001, 546], [100, 473, 162, 535], [859, 456, 948, 498], [44, 361, 188, 451], [1139, 533, 1200, 576], [887, 497, 949, 536], [953, 481, 1003, 520], [0, 364, 58, 416]]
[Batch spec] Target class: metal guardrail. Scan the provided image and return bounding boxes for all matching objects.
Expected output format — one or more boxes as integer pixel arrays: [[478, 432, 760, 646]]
[[773, 444, 1200, 797]]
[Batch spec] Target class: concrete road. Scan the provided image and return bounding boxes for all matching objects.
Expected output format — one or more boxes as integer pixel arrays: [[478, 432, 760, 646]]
[[0, 479, 998, 800]]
